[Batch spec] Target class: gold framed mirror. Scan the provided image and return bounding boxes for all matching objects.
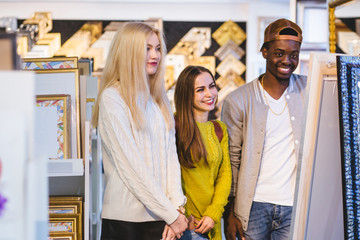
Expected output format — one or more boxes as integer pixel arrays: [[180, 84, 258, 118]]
[[329, 0, 360, 53]]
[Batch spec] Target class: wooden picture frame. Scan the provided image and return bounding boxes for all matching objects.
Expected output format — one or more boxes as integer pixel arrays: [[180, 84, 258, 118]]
[[337, 55, 360, 240], [21, 57, 78, 70], [50, 196, 83, 201], [49, 197, 83, 215], [49, 206, 77, 214], [78, 58, 92, 76], [49, 213, 81, 240], [32, 69, 81, 159], [36, 94, 71, 159], [49, 232, 76, 240], [0, 32, 19, 70], [291, 52, 344, 240]]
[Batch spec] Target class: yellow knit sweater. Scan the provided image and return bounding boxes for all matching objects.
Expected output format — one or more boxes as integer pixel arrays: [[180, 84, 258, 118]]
[[180, 120, 232, 240]]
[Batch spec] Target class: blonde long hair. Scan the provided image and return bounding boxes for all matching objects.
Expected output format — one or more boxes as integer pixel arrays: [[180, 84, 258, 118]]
[[92, 22, 173, 130]]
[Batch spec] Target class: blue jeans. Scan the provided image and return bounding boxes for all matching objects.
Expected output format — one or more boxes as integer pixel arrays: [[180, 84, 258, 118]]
[[243, 202, 292, 240], [180, 230, 209, 240]]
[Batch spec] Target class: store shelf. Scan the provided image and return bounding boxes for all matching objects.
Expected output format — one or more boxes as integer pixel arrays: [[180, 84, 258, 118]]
[[48, 158, 84, 177]]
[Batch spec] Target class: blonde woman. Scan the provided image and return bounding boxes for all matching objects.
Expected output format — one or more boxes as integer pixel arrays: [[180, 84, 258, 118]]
[[92, 22, 188, 240]]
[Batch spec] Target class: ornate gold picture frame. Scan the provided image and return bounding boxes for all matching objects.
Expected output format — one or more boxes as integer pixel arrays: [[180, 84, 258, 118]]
[[49, 213, 81, 240], [36, 94, 71, 159], [49, 232, 76, 240], [21, 57, 78, 70]]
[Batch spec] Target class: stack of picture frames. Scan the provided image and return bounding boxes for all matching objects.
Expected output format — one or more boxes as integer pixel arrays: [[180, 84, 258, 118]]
[[21, 56, 96, 160], [21, 56, 96, 239], [48, 196, 83, 240]]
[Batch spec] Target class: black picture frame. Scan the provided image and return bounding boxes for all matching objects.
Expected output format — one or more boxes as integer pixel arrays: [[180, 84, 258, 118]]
[[337, 55, 360, 240]]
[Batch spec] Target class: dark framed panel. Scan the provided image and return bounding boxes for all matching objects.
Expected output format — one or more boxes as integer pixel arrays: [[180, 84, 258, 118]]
[[337, 55, 360, 240], [0, 33, 20, 70]]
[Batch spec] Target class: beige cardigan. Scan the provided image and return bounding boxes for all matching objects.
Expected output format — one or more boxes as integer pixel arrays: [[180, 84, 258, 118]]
[[221, 74, 307, 231]]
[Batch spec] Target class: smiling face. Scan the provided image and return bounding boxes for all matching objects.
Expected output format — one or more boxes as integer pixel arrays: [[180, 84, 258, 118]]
[[192, 71, 218, 119], [262, 39, 300, 81], [146, 32, 161, 76]]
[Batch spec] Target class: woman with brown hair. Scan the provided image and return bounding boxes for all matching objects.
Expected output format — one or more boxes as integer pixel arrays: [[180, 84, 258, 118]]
[[174, 65, 232, 240]]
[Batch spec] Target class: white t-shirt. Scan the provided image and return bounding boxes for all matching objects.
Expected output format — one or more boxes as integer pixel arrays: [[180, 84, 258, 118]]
[[253, 83, 297, 206]]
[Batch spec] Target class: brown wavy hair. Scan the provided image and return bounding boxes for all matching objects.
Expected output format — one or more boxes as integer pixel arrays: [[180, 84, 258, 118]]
[[174, 65, 215, 168]]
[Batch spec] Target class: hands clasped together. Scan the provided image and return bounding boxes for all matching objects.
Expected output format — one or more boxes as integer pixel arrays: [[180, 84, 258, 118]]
[[162, 214, 215, 240]]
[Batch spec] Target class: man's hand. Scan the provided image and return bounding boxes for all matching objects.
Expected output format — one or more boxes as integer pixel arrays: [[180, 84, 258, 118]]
[[169, 213, 188, 239], [224, 212, 244, 240], [223, 197, 245, 240], [194, 216, 215, 234]]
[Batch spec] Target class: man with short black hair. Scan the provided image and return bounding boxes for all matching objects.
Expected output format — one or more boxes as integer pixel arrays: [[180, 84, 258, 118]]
[[221, 18, 307, 240]]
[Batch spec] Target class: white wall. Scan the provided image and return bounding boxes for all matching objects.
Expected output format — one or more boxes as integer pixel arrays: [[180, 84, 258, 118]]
[[0, 1, 249, 21], [0, 0, 291, 81]]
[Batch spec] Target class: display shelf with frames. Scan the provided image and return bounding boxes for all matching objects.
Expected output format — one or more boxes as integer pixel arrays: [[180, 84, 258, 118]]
[[48, 121, 92, 240]]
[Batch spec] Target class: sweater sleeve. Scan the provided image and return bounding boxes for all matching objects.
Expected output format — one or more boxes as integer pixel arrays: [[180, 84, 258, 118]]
[[166, 127, 187, 208], [203, 121, 232, 223], [99, 90, 179, 224], [221, 95, 243, 196]]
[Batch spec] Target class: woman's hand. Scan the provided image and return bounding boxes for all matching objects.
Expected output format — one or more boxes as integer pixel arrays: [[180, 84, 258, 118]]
[[169, 213, 188, 239], [194, 216, 215, 234], [162, 224, 176, 240]]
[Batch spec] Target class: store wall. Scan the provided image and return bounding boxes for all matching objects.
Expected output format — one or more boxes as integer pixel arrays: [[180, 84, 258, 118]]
[[0, 0, 290, 81]]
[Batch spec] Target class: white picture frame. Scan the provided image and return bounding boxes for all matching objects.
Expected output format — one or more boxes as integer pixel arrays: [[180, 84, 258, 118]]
[[291, 52, 344, 239], [34, 69, 80, 159], [297, 2, 328, 51]]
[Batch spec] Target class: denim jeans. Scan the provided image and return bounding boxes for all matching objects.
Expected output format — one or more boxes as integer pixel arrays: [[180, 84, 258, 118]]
[[243, 201, 292, 240], [180, 230, 209, 240]]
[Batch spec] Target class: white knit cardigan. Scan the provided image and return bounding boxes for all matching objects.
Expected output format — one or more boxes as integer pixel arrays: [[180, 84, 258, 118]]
[[99, 87, 186, 224]]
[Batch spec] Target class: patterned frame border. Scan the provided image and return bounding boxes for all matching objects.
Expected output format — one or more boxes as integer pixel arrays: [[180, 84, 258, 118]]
[[36, 94, 71, 159], [49, 200, 82, 215], [21, 57, 78, 70], [337, 55, 360, 240], [49, 213, 81, 240]]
